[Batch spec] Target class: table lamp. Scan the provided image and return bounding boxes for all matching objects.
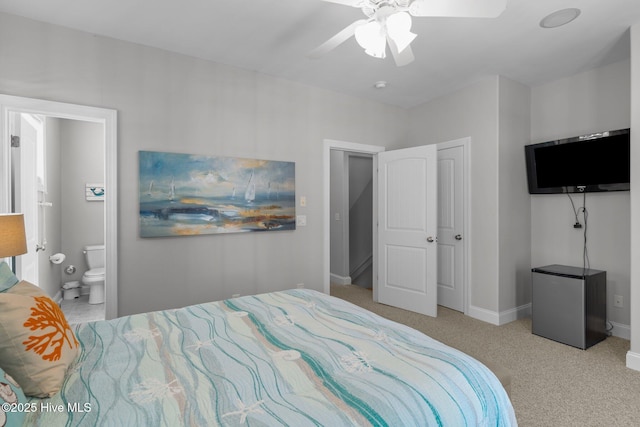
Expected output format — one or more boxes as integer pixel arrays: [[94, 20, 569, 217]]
[[0, 213, 27, 260]]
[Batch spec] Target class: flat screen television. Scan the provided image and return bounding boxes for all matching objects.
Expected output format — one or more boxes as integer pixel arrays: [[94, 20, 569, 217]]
[[524, 128, 630, 194]]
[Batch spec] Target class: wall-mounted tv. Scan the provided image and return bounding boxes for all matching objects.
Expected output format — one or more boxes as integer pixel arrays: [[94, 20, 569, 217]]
[[524, 128, 630, 194]]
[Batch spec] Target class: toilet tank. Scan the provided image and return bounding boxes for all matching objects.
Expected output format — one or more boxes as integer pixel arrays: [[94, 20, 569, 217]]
[[84, 244, 105, 269]]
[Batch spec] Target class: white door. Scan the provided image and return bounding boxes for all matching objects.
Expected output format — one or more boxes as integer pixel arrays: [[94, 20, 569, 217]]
[[437, 143, 465, 312], [377, 145, 438, 317], [12, 113, 40, 284]]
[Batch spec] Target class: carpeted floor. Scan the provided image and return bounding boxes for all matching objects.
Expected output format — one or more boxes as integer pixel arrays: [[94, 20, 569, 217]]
[[330, 284, 640, 427]]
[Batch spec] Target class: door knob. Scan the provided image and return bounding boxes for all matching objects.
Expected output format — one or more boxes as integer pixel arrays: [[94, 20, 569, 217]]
[[455, 234, 463, 240], [427, 236, 436, 243]]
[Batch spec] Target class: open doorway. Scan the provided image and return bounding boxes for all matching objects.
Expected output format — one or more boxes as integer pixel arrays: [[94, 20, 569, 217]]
[[323, 139, 384, 299], [325, 141, 440, 317], [11, 115, 106, 324], [0, 94, 118, 320], [323, 138, 470, 317], [329, 150, 374, 289]]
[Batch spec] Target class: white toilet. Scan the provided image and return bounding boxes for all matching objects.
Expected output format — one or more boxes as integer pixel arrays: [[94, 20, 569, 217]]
[[82, 244, 105, 305]]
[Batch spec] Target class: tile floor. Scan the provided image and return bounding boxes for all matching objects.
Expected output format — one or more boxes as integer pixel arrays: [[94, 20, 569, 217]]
[[60, 295, 105, 325]]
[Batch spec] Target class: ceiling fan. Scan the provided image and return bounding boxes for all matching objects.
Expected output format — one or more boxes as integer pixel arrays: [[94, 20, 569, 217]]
[[309, 0, 508, 66]]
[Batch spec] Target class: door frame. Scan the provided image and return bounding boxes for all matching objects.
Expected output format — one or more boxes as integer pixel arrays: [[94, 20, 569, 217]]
[[0, 94, 118, 320], [437, 137, 471, 315], [323, 140, 385, 300]]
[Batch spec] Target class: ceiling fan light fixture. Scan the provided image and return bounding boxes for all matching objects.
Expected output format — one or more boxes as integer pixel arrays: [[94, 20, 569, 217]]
[[386, 12, 411, 35], [386, 12, 416, 53], [312, 0, 511, 66], [355, 21, 387, 58], [388, 30, 416, 53], [364, 45, 386, 59]]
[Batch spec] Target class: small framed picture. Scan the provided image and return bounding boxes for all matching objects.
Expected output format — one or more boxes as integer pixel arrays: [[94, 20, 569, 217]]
[[86, 183, 105, 201]]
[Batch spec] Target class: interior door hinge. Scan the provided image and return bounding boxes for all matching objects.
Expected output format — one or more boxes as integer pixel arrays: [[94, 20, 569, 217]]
[[10, 135, 20, 147]]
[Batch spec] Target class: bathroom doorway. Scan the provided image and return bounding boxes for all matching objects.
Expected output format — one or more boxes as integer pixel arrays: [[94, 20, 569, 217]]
[[0, 94, 118, 320]]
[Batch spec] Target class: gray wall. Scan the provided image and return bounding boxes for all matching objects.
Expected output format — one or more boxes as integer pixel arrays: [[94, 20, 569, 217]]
[[530, 59, 631, 332], [0, 12, 407, 316], [408, 77, 504, 314], [407, 68, 630, 329], [498, 77, 531, 312], [407, 76, 532, 321]]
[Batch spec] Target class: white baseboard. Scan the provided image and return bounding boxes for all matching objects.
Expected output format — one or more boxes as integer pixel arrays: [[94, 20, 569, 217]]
[[499, 303, 531, 325], [53, 290, 62, 305], [467, 303, 531, 326], [330, 273, 351, 285], [468, 304, 631, 341], [467, 305, 499, 325], [626, 351, 640, 371], [610, 321, 630, 340]]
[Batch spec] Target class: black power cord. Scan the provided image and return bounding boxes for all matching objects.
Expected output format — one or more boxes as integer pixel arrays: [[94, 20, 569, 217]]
[[566, 190, 590, 270], [567, 192, 582, 228], [606, 320, 614, 337]]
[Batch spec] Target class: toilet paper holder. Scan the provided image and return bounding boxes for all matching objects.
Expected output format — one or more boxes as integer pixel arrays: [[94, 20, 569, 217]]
[[49, 253, 66, 264]]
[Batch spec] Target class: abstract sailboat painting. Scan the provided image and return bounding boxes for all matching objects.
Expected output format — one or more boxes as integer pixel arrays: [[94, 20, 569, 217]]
[[139, 151, 296, 237]]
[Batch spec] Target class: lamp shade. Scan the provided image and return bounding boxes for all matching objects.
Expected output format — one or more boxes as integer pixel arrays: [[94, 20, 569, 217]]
[[386, 12, 417, 53], [355, 21, 387, 58], [0, 213, 27, 258]]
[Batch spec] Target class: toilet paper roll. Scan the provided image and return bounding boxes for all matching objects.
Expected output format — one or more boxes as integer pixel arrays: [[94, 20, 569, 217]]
[[49, 253, 66, 264]]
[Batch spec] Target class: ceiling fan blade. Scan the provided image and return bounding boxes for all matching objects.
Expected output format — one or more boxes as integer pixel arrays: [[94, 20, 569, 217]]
[[319, 0, 365, 7], [307, 19, 368, 59], [409, 0, 508, 18], [387, 37, 415, 67]]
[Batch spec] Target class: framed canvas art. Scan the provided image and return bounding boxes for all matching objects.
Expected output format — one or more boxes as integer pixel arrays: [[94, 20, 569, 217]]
[[139, 151, 296, 237]]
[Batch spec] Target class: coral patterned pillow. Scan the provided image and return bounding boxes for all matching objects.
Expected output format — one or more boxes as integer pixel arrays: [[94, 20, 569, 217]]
[[0, 292, 79, 397], [5, 279, 48, 297]]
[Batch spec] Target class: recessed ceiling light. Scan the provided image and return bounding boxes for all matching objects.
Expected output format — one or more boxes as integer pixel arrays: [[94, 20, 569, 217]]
[[540, 8, 581, 29], [374, 81, 388, 89]]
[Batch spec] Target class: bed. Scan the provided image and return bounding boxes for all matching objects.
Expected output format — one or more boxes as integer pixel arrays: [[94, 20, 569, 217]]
[[22, 289, 516, 426]]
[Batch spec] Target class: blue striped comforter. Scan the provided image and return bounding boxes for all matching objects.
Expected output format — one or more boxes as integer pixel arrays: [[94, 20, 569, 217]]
[[27, 289, 516, 426]]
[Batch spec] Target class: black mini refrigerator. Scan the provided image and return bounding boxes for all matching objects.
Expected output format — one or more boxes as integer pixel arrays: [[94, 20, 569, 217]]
[[531, 264, 607, 349]]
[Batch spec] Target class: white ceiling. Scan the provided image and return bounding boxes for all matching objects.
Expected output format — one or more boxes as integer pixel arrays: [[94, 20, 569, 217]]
[[0, 0, 638, 108]]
